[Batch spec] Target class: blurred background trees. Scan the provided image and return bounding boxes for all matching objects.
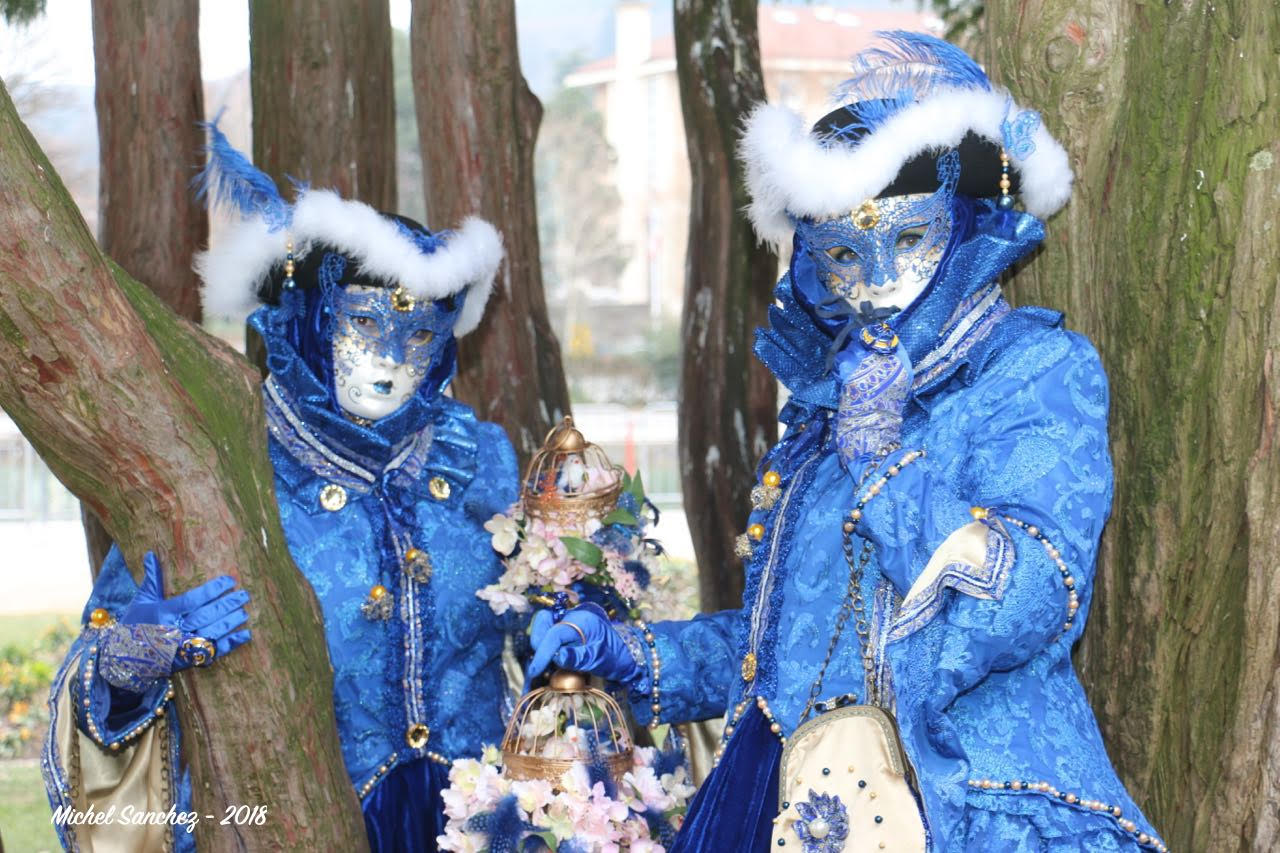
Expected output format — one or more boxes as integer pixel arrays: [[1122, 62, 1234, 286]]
[[672, 0, 777, 612], [410, 0, 572, 464]]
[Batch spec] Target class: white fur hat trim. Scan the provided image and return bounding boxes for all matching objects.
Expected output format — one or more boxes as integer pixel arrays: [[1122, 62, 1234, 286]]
[[195, 189, 504, 337], [739, 87, 1073, 251]]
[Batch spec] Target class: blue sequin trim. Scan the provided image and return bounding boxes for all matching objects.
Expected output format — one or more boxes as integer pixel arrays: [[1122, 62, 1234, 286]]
[[41, 643, 81, 852], [741, 441, 828, 701]]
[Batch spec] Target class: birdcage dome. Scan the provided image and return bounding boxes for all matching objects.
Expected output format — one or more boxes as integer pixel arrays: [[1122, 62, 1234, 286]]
[[501, 669, 634, 788], [522, 416, 623, 534]]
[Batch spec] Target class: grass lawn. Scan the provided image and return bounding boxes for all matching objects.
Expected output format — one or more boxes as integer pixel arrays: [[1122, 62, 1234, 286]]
[[0, 613, 77, 651], [0, 759, 59, 852]]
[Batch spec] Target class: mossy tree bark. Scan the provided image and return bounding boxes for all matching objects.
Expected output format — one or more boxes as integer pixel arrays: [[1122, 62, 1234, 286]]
[[673, 0, 779, 612], [984, 3, 1280, 850], [0, 81, 369, 852], [85, 0, 209, 574], [409, 0, 571, 465]]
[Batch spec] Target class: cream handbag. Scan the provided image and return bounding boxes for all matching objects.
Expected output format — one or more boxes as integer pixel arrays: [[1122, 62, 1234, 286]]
[[771, 705, 926, 852]]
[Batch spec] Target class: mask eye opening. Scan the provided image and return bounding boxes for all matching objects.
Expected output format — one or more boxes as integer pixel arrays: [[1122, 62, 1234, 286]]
[[893, 225, 930, 253], [825, 246, 858, 264]]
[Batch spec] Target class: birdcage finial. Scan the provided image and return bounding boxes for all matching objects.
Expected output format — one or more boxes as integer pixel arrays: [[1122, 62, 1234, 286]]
[[501, 668, 634, 788], [521, 416, 624, 535], [545, 416, 588, 452]]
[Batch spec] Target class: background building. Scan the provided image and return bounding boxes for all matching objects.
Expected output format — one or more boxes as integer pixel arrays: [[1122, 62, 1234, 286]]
[[560, 4, 937, 326]]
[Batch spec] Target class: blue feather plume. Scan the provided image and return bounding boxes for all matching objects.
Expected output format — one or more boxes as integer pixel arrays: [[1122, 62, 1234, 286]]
[[464, 794, 544, 853], [193, 112, 291, 231], [584, 730, 618, 800], [641, 805, 678, 846], [827, 30, 991, 140], [650, 742, 687, 779]]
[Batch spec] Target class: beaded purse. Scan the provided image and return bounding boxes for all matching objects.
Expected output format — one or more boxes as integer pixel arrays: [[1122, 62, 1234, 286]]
[[771, 704, 925, 852]]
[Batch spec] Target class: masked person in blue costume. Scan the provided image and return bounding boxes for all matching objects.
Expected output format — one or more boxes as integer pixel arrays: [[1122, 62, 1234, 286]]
[[527, 33, 1168, 852], [42, 127, 518, 852]]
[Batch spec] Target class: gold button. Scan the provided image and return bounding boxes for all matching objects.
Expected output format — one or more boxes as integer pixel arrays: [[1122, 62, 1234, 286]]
[[969, 506, 989, 520], [747, 523, 765, 541], [428, 477, 451, 500], [369, 584, 389, 601], [762, 470, 781, 488], [741, 652, 757, 682], [319, 484, 348, 511], [405, 723, 430, 749], [88, 608, 113, 628]]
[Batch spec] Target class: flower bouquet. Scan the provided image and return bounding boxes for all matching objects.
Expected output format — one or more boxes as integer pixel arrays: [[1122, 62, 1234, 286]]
[[438, 671, 694, 853], [437, 741, 694, 852], [478, 417, 660, 618]]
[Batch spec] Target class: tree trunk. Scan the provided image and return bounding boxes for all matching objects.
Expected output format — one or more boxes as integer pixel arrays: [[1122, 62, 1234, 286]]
[[984, 4, 1280, 850], [409, 0, 571, 464], [246, 0, 396, 373], [248, 0, 395, 210], [673, 0, 778, 612], [87, 0, 209, 574], [0, 81, 369, 852]]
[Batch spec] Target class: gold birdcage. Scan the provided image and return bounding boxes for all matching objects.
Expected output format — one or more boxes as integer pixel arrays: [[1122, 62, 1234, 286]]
[[522, 416, 623, 535], [501, 670, 634, 788]]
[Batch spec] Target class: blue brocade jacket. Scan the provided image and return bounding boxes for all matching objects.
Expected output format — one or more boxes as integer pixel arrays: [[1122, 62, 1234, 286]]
[[620, 208, 1166, 851], [42, 302, 518, 852]]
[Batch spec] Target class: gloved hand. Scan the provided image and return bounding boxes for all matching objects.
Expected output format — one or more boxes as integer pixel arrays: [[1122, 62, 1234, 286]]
[[525, 603, 642, 692], [100, 551, 252, 690]]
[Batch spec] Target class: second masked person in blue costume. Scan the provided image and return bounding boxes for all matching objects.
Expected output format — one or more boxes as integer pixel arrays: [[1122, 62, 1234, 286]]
[[41, 126, 520, 853], [528, 32, 1168, 852]]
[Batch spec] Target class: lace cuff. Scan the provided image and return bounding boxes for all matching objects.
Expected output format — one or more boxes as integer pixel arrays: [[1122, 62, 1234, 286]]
[[99, 623, 182, 692], [71, 627, 175, 749]]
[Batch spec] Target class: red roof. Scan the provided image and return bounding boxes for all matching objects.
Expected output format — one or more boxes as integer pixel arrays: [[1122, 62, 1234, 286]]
[[569, 5, 937, 77]]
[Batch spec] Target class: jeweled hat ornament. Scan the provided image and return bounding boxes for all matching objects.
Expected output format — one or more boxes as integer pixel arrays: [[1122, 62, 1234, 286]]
[[192, 120, 503, 335], [739, 30, 1074, 252]]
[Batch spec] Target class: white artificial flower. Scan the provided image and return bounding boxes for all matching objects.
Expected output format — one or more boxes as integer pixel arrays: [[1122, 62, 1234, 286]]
[[476, 584, 530, 616], [484, 513, 521, 556], [520, 705, 560, 739]]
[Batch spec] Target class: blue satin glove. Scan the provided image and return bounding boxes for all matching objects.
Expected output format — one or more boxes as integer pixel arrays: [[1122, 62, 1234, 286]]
[[525, 603, 641, 692], [101, 551, 252, 690]]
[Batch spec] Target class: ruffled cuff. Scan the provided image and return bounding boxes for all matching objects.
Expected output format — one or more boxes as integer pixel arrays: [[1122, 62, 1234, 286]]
[[71, 625, 174, 749], [619, 611, 741, 727], [615, 623, 659, 726], [858, 450, 1015, 639], [886, 517, 1015, 642], [98, 622, 181, 692]]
